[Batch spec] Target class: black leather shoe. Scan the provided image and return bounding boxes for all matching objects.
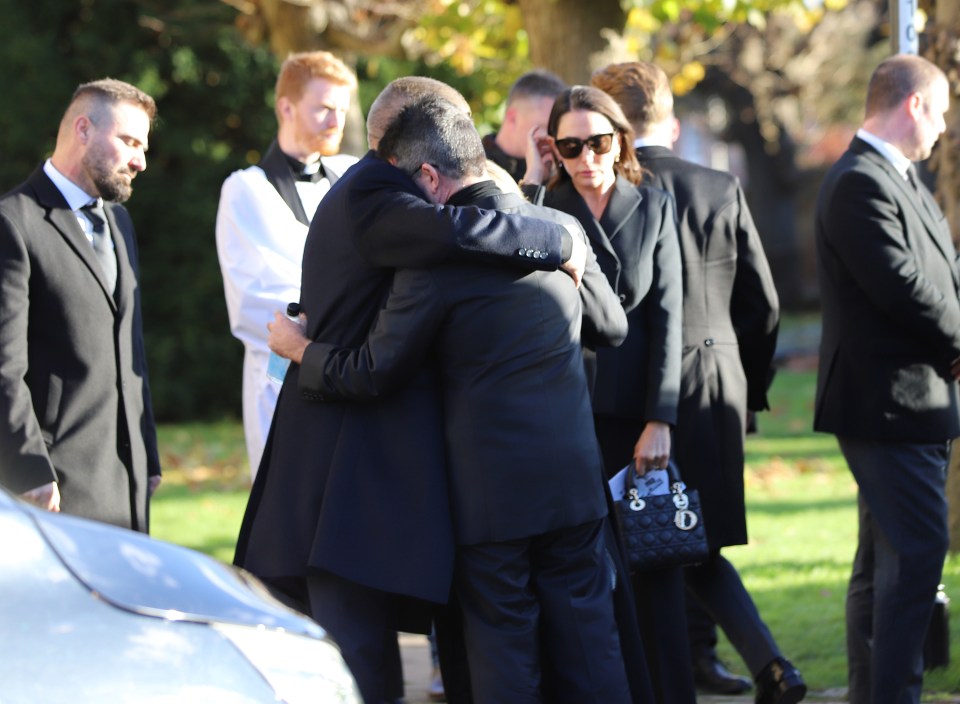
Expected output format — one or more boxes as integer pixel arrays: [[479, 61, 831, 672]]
[[693, 654, 752, 694], [754, 657, 807, 704]]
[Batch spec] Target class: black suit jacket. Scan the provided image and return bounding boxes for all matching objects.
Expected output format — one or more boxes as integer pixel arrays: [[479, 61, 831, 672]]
[[638, 145, 779, 548], [544, 178, 683, 426], [815, 137, 960, 442], [299, 187, 625, 545], [0, 166, 161, 531], [234, 154, 571, 605]]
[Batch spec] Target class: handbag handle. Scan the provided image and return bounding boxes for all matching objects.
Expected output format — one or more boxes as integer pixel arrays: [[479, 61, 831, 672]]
[[622, 459, 685, 495], [623, 460, 699, 530]]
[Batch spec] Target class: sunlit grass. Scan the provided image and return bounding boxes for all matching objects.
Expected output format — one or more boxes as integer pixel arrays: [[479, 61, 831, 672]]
[[149, 367, 960, 697]]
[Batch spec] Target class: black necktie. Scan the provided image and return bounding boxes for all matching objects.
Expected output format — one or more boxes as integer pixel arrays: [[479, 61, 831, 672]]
[[907, 165, 922, 192], [81, 201, 117, 294]]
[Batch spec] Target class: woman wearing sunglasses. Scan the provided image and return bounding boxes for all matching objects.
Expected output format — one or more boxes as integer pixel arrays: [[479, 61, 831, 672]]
[[523, 85, 692, 704]]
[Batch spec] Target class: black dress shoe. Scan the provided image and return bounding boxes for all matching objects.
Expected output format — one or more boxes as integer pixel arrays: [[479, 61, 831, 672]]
[[754, 657, 807, 704], [693, 654, 753, 694]]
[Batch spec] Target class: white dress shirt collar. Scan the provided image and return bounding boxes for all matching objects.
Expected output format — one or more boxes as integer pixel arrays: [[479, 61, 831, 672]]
[[43, 159, 99, 210], [856, 129, 912, 179]]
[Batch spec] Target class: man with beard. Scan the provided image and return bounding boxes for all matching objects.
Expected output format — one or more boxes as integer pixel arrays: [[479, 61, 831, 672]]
[[0, 78, 161, 532], [216, 51, 359, 479]]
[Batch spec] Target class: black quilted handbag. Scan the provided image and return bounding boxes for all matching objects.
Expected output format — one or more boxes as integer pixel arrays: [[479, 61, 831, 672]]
[[615, 461, 709, 572]]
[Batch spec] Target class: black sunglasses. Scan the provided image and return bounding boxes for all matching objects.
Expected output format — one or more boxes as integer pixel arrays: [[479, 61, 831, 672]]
[[553, 133, 615, 159]]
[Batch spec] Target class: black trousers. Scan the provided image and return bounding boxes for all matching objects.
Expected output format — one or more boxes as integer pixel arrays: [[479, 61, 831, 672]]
[[838, 437, 950, 704], [595, 415, 697, 704], [305, 572, 404, 704], [454, 519, 632, 704], [684, 551, 780, 676]]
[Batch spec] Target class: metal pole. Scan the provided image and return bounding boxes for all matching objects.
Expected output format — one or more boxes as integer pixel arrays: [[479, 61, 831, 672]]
[[891, 0, 919, 54]]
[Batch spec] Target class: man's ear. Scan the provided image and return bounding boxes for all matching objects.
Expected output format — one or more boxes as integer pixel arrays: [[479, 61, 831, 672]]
[[418, 163, 442, 196], [75, 115, 92, 145], [276, 96, 293, 124], [906, 91, 924, 120], [669, 117, 681, 146]]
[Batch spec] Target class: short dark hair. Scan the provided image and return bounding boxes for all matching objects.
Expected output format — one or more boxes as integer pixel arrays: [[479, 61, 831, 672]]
[[507, 69, 567, 105], [377, 96, 487, 180], [71, 78, 157, 124], [865, 55, 946, 117]]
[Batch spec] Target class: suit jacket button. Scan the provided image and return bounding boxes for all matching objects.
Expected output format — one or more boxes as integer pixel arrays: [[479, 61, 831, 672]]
[[619, 294, 626, 302], [540, 251, 548, 259], [517, 248, 526, 257], [704, 338, 715, 346]]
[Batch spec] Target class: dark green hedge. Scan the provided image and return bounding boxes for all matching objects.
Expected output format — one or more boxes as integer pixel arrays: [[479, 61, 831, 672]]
[[0, 0, 279, 421]]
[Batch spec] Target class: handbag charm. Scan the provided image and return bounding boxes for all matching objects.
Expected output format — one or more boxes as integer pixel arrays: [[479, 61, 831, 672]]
[[671, 482, 699, 530], [628, 487, 646, 512]]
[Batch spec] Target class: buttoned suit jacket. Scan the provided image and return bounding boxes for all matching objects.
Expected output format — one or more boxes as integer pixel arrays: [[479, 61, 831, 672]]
[[815, 137, 960, 443], [300, 189, 627, 545], [638, 145, 780, 548], [0, 166, 161, 531], [543, 178, 683, 427], [234, 154, 570, 607]]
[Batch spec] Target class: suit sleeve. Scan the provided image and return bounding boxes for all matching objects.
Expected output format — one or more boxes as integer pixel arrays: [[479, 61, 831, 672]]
[[346, 160, 569, 271], [642, 192, 683, 425], [823, 168, 960, 362], [728, 186, 780, 411], [298, 269, 444, 400], [0, 210, 58, 493], [577, 230, 628, 349]]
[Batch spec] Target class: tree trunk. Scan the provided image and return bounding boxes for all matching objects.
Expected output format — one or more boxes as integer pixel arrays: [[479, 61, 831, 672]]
[[926, 0, 960, 552], [517, 0, 626, 84]]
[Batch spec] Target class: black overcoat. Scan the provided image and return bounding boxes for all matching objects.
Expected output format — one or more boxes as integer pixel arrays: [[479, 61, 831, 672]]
[[301, 188, 627, 545], [638, 146, 780, 549], [543, 177, 683, 428], [0, 166, 161, 531], [234, 154, 570, 608]]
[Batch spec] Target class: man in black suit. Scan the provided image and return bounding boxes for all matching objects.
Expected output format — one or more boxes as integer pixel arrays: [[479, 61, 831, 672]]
[[592, 62, 802, 704], [234, 77, 585, 704], [0, 79, 161, 532], [815, 54, 960, 704], [270, 95, 632, 704]]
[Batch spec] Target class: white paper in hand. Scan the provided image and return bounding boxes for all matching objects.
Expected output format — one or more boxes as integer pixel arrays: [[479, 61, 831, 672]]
[[608, 465, 671, 500]]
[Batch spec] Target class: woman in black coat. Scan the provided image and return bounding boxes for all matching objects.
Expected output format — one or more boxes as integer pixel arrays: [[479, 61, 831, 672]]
[[525, 85, 691, 704]]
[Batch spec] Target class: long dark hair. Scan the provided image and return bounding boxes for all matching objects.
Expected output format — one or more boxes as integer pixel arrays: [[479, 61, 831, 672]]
[[546, 85, 644, 189]]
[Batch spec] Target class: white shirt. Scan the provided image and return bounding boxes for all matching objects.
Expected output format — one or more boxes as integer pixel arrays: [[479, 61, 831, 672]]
[[215, 153, 357, 477], [42, 160, 104, 246], [856, 128, 912, 180]]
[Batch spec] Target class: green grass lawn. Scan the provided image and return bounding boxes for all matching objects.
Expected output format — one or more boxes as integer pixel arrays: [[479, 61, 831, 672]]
[[150, 367, 960, 697]]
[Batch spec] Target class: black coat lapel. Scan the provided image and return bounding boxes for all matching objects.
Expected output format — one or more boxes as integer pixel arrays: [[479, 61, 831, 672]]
[[29, 168, 118, 309], [599, 177, 642, 242], [854, 138, 960, 289], [259, 140, 310, 226]]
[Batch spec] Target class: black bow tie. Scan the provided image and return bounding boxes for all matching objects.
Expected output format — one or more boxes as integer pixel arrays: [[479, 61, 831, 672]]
[[287, 155, 324, 183]]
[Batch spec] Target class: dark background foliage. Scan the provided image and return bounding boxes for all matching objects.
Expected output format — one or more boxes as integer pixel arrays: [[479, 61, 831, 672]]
[[0, 0, 279, 420], [0, 0, 508, 421]]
